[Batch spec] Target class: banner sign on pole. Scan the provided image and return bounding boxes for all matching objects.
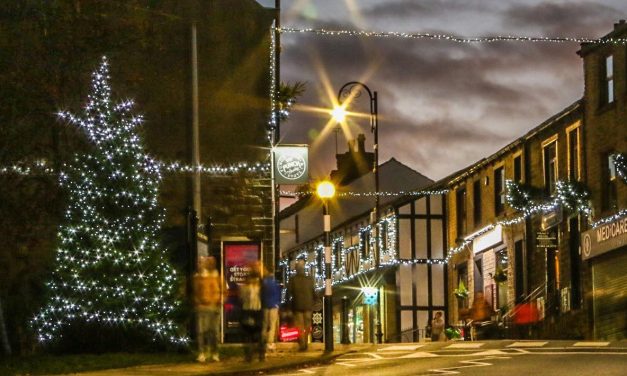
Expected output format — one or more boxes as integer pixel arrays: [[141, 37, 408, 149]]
[[273, 145, 309, 184], [222, 241, 261, 342]]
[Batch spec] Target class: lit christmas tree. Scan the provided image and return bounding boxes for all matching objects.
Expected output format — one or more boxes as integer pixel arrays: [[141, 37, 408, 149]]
[[32, 57, 185, 347]]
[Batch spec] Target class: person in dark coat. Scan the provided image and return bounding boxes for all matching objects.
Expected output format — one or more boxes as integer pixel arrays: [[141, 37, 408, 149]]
[[261, 267, 282, 352], [287, 260, 314, 351]]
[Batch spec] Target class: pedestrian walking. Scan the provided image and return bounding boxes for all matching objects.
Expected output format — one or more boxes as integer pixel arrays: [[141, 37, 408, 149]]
[[288, 260, 314, 351], [431, 311, 445, 342], [193, 256, 221, 362], [240, 264, 264, 362], [261, 267, 282, 352]]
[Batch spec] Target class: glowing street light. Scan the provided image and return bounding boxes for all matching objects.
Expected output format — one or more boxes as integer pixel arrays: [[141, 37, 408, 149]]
[[330, 105, 347, 123], [316, 180, 335, 352], [333, 81, 383, 344], [316, 180, 336, 199]]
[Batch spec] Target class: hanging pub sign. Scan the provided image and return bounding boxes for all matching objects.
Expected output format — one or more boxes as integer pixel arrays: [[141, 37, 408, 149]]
[[536, 230, 558, 249], [221, 240, 261, 342], [541, 206, 563, 231], [273, 145, 309, 184]]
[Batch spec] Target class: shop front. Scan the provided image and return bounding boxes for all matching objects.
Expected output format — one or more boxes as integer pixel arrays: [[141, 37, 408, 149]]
[[581, 215, 627, 340]]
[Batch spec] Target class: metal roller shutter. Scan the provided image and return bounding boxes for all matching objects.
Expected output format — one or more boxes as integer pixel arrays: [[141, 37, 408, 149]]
[[592, 248, 627, 340]]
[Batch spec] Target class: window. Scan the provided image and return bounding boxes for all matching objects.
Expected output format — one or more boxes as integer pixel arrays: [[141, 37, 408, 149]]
[[381, 220, 388, 252], [567, 127, 580, 180], [569, 217, 581, 309], [494, 167, 505, 215], [473, 180, 481, 227], [456, 186, 467, 237], [603, 153, 618, 210], [514, 155, 523, 183], [334, 241, 342, 269], [360, 230, 370, 259], [495, 249, 509, 310], [514, 240, 525, 304], [601, 54, 614, 106], [456, 263, 469, 309], [317, 247, 323, 275], [543, 140, 558, 194]]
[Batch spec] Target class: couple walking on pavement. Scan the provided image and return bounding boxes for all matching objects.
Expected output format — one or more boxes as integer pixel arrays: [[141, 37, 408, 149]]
[[193, 258, 281, 363], [239, 263, 282, 362], [193, 257, 313, 363]]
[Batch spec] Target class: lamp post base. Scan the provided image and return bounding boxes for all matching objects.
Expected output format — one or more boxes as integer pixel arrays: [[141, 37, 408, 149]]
[[324, 295, 334, 352]]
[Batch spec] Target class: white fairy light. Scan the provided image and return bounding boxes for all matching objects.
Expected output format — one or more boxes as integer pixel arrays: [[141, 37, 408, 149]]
[[31, 57, 187, 346]]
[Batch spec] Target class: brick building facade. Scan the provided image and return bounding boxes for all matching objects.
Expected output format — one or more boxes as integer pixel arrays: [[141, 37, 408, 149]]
[[578, 21, 627, 340]]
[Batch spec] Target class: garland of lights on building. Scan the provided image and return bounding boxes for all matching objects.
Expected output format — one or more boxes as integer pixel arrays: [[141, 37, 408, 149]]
[[31, 58, 186, 345], [444, 180, 592, 262], [281, 213, 446, 293], [614, 153, 626, 183]]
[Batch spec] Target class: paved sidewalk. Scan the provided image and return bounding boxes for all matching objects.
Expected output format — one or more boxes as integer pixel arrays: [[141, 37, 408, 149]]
[[70, 343, 372, 376]]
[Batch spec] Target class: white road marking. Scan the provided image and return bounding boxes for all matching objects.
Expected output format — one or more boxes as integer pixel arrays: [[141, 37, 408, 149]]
[[445, 343, 484, 349], [573, 342, 610, 347], [335, 362, 358, 367], [471, 350, 510, 356], [507, 341, 548, 347], [399, 351, 439, 358], [429, 356, 508, 375], [378, 345, 424, 351]]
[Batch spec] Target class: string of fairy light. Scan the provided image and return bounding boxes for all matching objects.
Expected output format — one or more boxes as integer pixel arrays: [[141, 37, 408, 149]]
[[0, 159, 270, 176], [276, 27, 627, 44], [274, 26, 627, 279]]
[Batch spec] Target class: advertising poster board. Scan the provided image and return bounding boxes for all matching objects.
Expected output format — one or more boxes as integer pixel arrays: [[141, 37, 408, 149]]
[[222, 241, 261, 343]]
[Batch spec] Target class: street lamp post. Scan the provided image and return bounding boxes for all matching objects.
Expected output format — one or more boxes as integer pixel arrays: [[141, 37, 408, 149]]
[[334, 82, 383, 344], [317, 181, 335, 352]]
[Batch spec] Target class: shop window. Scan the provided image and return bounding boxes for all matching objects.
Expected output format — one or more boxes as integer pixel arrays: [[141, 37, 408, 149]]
[[495, 249, 509, 312], [514, 240, 525, 304], [569, 217, 581, 310], [456, 186, 467, 237], [473, 180, 481, 227], [456, 263, 469, 309], [317, 247, 323, 276], [381, 220, 389, 252], [334, 241, 342, 269], [360, 230, 370, 259], [494, 167, 505, 215]]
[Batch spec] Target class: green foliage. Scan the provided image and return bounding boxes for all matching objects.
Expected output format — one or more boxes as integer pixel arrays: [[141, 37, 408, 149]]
[[453, 281, 469, 299], [278, 81, 307, 121], [493, 267, 507, 283], [444, 327, 461, 340]]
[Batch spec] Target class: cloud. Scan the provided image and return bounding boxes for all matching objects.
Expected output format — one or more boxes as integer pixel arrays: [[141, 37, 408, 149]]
[[278, 1, 625, 180], [504, 1, 621, 37], [362, 0, 491, 19]]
